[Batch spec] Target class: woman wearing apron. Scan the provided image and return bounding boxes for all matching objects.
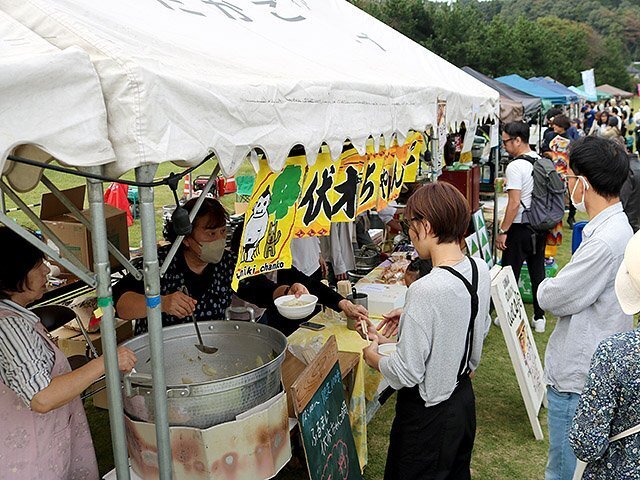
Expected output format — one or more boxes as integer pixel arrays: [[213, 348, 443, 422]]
[[360, 183, 492, 479], [0, 226, 137, 479]]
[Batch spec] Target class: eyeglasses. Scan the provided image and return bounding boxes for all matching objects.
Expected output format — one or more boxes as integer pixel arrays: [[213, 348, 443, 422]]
[[401, 217, 421, 234], [502, 137, 517, 145]]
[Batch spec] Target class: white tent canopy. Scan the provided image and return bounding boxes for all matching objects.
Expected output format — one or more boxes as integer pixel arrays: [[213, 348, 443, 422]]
[[0, 9, 115, 192], [0, 0, 498, 181]]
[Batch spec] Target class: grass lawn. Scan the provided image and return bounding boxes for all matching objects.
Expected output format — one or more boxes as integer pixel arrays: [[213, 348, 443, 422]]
[[0, 156, 625, 478]]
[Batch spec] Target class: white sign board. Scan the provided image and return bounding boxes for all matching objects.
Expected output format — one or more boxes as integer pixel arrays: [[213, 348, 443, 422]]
[[490, 266, 546, 440], [465, 233, 481, 258]]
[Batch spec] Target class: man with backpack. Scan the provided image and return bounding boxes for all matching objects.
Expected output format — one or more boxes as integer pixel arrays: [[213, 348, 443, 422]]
[[498, 122, 565, 333]]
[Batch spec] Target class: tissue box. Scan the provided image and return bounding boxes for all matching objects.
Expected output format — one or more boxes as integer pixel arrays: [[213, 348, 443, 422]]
[[355, 283, 407, 317]]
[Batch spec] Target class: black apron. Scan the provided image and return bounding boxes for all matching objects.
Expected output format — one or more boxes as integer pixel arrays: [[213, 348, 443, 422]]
[[384, 258, 479, 480]]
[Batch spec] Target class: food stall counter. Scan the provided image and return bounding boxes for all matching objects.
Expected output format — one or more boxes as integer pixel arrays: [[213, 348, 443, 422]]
[[287, 310, 384, 470]]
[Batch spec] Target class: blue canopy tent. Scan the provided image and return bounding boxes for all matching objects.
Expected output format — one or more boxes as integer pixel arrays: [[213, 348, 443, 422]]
[[568, 86, 596, 102], [496, 74, 568, 109], [529, 77, 579, 103]]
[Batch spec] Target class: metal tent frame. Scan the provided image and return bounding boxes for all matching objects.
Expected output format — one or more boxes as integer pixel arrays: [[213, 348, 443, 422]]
[[0, 156, 227, 479]]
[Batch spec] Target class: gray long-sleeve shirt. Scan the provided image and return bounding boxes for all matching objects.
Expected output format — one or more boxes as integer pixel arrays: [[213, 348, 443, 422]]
[[539, 203, 633, 394], [379, 257, 491, 407]]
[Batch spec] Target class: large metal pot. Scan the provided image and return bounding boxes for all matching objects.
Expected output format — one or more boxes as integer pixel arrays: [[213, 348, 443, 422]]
[[354, 245, 380, 273], [121, 321, 287, 429]]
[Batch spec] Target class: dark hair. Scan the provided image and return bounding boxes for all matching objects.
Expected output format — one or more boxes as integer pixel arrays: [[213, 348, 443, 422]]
[[406, 257, 433, 278], [406, 182, 470, 244], [166, 197, 228, 243], [608, 117, 619, 128], [552, 115, 571, 130], [568, 136, 629, 199], [546, 107, 562, 121], [0, 226, 45, 299], [612, 107, 619, 115], [503, 122, 530, 143]]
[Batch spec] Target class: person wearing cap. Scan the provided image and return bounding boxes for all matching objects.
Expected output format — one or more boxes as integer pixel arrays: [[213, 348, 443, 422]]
[[569, 230, 640, 479], [537, 136, 634, 480]]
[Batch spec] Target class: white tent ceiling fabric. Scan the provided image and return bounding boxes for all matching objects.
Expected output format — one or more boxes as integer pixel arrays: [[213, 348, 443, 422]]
[[0, 0, 498, 183], [0, 9, 115, 192]]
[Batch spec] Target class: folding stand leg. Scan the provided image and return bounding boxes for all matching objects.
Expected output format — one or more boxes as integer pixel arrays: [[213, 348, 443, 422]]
[[136, 165, 173, 479], [86, 168, 131, 480]]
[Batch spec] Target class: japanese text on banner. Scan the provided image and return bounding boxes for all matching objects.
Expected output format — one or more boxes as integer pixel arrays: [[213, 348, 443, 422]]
[[330, 146, 366, 223], [295, 151, 335, 238]]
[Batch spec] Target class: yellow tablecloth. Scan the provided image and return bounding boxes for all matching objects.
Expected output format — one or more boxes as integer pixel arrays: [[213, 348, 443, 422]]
[[287, 311, 383, 470]]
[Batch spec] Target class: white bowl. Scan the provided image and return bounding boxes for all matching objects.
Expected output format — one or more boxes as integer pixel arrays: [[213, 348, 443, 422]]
[[378, 343, 397, 356], [273, 294, 318, 320]]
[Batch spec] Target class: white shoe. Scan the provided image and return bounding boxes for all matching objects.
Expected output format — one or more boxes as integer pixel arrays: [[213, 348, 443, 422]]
[[493, 316, 500, 327], [532, 317, 546, 333]]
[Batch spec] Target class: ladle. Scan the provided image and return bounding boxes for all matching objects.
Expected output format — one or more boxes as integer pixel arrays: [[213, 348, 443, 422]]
[[179, 286, 218, 354]]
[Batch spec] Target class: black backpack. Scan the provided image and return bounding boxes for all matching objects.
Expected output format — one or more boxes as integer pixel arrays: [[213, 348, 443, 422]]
[[519, 154, 566, 232]]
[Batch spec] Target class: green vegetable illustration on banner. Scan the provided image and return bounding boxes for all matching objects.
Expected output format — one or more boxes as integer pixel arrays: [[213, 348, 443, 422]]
[[232, 158, 304, 291]]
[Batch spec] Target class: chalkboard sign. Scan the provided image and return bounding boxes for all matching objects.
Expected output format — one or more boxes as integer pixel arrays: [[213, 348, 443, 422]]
[[291, 336, 362, 480]]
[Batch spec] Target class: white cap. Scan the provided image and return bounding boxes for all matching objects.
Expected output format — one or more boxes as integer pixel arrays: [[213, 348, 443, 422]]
[[615, 230, 640, 315]]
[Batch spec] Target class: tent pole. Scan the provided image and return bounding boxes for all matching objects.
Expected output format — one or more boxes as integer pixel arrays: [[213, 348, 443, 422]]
[[538, 110, 543, 151], [492, 141, 500, 262], [136, 165, 173, 479], [159, 163, 220, 277], [0, 190, 5, 215], [41, 175, 142, 280], [85, 167, 131, 480]]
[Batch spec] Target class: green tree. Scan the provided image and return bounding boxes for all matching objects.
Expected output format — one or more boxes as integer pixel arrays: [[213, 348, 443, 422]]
[[593, 37, 633, 89]]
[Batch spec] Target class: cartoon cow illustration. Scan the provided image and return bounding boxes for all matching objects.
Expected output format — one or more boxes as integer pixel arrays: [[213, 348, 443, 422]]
[[242, 186, 271, 262]]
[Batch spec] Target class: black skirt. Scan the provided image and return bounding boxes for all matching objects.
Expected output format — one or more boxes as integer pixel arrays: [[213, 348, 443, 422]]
[[384, 376, 476, 480]]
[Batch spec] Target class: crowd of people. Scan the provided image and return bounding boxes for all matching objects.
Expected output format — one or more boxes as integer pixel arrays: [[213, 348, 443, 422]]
[[356, 133, 640, 480], [0, 100, 639, 479]]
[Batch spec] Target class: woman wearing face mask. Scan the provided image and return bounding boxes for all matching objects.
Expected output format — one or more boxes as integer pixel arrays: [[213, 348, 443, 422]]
[[114, 197, 308, 335]]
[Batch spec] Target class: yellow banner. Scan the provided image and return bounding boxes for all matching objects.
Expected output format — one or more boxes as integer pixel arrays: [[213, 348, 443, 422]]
[[376, 149, 395, 211], [232, 157, 305, 291], [293, 152, 334, 237], [402, 132, 424, 183], [330, 146, 366, 223], [356, 145, 385, 216]]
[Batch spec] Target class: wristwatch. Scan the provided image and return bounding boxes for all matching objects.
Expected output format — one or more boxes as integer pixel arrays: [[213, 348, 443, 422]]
[[498, 228, 508, 235]]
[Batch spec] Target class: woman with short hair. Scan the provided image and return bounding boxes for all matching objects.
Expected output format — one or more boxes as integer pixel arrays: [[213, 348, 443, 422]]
[[359, 182, 492, 479], [0, 226, 136, 479]]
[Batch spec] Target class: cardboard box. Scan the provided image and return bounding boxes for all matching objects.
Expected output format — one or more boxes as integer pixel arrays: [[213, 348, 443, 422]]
[[40, 185, 130, 270], [51, 319, 133, 358], [124, 391, 291, 480]]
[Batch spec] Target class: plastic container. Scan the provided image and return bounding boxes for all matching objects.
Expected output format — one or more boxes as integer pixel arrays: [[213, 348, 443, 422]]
[[518, 260, 558, 303]]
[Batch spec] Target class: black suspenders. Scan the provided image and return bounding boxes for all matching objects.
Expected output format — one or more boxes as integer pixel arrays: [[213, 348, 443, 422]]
[[439, 257, 479, 380]]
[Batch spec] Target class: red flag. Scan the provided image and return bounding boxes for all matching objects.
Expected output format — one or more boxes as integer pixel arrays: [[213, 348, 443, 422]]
[[104, 183, 133, 226]]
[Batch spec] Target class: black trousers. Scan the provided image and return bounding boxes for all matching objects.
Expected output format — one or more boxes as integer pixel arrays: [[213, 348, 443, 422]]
[[501, 223, 546, 319], [384, 376, 475, 480]]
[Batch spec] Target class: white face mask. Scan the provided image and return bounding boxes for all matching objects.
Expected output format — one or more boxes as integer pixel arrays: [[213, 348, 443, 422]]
[[197, 238, 226, 264], [570, 176, 589, 213]]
